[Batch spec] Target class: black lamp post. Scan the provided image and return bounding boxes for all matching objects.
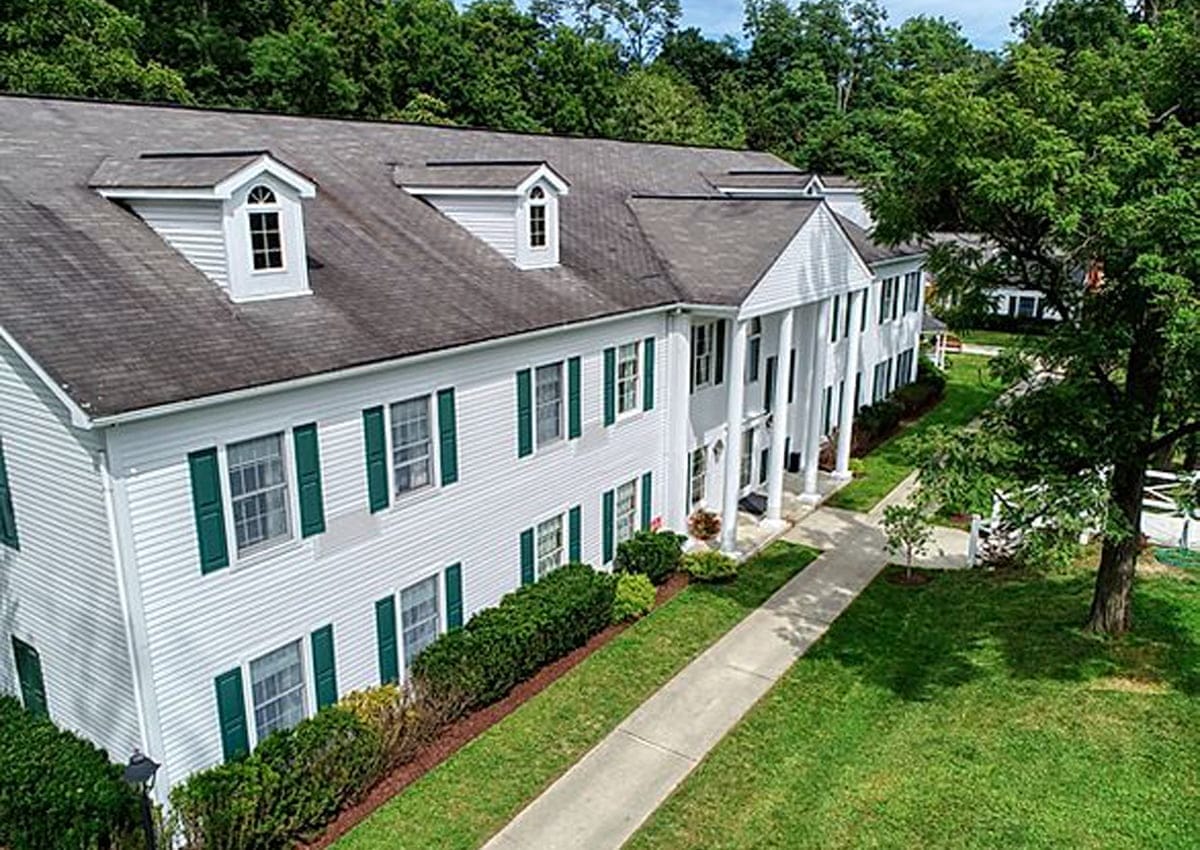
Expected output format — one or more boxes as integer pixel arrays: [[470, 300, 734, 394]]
[[123, 750, 160, 850]]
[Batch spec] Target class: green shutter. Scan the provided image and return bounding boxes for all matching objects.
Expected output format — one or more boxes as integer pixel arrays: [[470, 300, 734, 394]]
[[11, 637, 47, 718], [375, 597, 399, 684], [568, 505, 582, 563], [445, 563, 464, 630], [293, 424, 325, 538], [363, 407, 389, 513], [602, 489, 615, 564], [0, 439, 18, 550], [516, 370, 533, 458], [643, 337, 656, 411], [437, 388, 459, 486], [715, 320, 727, 385], [311, 624, 338, 710], [520, 528, 535, 585], [567, 357, 582, 439], [188, 448, 228, 574], [214, 668, 249, 762], [603, 347, 617, 426], [641, 472, 653, 530]]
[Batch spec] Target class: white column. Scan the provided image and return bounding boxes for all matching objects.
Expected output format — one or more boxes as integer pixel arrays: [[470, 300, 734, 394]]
[[834, 289, 864, 480], [791, 304, 818, 475], [720, 319, 749, 554], [801, 297, 832, 503], [665, 310, 692, 534], [764, 308, 795, 526]]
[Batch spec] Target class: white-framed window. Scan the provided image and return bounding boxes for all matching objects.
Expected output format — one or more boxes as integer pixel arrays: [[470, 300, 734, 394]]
[[689, 446, 706, 508], [228, 433, 291, 555], [390, 395, 434, 495], [903, 271, 922, 313], [528, 186, 547, 249], [249, 640, 306, 742], [831, 296, 841, 343], [692, 321, 715, 390], [746, 318, 761, 382], [247, 185, 284, 271], [879, 277, 901, 323], [535, 361, 564, 446], [740, 429, 754, 489], [536, 514, 565, 579], [617, 342, 640, 415], [873, 361, 889, 403], [615, 478, 638, 545], [1017, 295, 1038, 318], [896, 348, 916, 387], [400, 575, 440, 673]]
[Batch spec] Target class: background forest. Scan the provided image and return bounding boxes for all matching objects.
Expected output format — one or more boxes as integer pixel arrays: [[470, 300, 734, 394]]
[[0, 0, 1156, 175]]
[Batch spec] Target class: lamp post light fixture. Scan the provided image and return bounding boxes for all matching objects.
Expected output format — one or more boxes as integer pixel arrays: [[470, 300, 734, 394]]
[[123, 750, 160, 850]]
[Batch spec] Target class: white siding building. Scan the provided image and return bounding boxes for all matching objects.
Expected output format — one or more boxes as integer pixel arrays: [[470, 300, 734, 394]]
[[0, 96, 925, 796]]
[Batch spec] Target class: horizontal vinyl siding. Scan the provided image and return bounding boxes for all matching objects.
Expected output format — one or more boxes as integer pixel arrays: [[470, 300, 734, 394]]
[[0, 340, 140, 759], [111, 312, 669, 784], [429, 196, 519, 262], [130, 199, 228, 288]]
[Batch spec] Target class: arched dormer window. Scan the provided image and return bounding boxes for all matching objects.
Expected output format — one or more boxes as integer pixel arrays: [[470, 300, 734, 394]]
[[528, 186, 547, 249], [247, 184, 284, 271]]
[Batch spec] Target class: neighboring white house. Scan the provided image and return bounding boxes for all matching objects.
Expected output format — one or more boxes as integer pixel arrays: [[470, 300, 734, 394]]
[[0, 96, 925, 797]]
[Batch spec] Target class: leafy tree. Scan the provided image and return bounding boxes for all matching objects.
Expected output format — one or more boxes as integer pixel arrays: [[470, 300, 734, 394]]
[[606, 67, 736, 146], [655, 27, 742, 100], [872, 11, 1200, 634], [249, 18, 360, 115], [533, 25, 622, 135], [882, 503, 935, 582], [534, 0, 681, 64]]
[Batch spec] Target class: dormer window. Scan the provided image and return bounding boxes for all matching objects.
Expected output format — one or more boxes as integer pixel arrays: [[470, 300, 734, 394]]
[[247, 185, 284, 271], [529, 187, 547, 249]]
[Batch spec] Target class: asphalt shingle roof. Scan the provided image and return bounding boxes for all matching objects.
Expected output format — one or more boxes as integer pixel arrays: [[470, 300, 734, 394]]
[[87, 151, 271, 189]]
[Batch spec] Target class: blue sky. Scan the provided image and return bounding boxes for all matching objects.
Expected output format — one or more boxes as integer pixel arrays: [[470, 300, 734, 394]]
[[681, 1, 1028, 50]]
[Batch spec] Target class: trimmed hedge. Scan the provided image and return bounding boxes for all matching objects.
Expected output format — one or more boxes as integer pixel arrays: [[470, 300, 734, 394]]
[[615, 530, 685, 585], [682, 550, 739, 583], [0, 696, 140, 850], [412, 563, 616, 713], [170, 705, 382, 850], [612, 572, 657, 623]]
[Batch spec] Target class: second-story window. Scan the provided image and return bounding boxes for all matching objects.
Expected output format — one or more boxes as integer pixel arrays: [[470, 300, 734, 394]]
[[391, 395, 433, 495], [746, 318, 761, 382], [247, 185, 284, 271], [692, 322, 715, 390], [536, 361, 563, 446], [529, 187, 547, 249], [617, 342, 640, 415], [228, 433, 291, 555]]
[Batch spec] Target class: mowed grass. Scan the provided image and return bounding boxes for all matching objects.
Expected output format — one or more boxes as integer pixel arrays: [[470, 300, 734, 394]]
[[826, 353, 1005, 512], [334, 541, 820, 850], [628, 565, 1200, 850], [957, 328, 1030, 348]]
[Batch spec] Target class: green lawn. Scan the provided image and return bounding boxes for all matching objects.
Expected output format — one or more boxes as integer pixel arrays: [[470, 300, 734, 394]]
[[629, 565, 1200, 850], [825, 354, 1005, 512], [957, 328, 1029, 347], [334, 541, 820, 850]]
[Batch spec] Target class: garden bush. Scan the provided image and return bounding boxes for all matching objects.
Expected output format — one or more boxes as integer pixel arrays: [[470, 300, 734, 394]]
[[0, 696, 140, 850], [614, 530, 685, 584], [856, 398, 903, 442], [340, 683, 451, 770], [412, 563, 616, 713], [682, 550, 739, 583], [170, 705, 382, 850], [611, 572, 656, 623]]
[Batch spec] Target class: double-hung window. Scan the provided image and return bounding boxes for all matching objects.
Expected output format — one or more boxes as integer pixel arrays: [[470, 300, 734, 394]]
[[692, 322, 715, 389], [615, 479, 638, 545], [400, 576, 440, 672], [249, 641, 305, 741], [617, 342, 640, 415], [535, 362, 564, 446], [536, 514, 565, 579], [391, 395, 433, 495], [528, 187, 547, 249], [740, 430, 754, 489], [228, 433, 291, 555], [1017, 295, 1038, 318], [831, 296, 841, 343], [903, 272, 922, 313], [746, 318, 761, 382], [247, 185, 284, 271], [873, 361, 889, 403], [689, 447, 706, 507], [879, 277, 900, 323]]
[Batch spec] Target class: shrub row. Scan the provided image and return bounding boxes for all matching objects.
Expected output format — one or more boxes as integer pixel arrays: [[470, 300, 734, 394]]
[[412, 563, 616, 712], [0, 697, 140, 850], [844, 355, 949, 459], [682, 550, 738, 582], [612, 572, 656, 623], [614, 530, 685, 584]]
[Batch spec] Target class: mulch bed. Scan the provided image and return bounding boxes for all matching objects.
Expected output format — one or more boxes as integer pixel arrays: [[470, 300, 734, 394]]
[[302, 572, 690, 850]]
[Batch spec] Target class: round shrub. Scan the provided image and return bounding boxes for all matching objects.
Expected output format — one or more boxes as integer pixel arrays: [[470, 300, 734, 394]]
[[614, 530, 685, 584], [611, 572, 656, 623], [683, 550, 739, 583], [0, 697, 140, 850]]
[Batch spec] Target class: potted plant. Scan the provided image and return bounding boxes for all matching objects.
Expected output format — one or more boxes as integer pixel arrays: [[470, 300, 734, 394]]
[[688, 509, 721, 543]]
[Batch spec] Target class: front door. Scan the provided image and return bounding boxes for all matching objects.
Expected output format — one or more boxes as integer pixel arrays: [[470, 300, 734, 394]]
[[12, 636, 47, 717]]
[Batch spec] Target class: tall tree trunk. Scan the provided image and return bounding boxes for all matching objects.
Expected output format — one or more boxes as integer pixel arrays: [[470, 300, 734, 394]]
[[1087, 458, 1146, 635]]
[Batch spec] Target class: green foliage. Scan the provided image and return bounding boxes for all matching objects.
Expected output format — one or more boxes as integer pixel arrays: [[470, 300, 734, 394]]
[[170, 705, 382, 850], [612, 572, 657, 623], [682, 549, 739, 582], [339, 683, 451, 770], [615, 530, 685, 585], [881, 503, 934, 578], [412, 563, 617, 712], [0, 696, 140, 850]]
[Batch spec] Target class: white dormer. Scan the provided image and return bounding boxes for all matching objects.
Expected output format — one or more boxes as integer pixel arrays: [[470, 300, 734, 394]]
[[397, 161, 569, 270], [90, 151, 317, 302]]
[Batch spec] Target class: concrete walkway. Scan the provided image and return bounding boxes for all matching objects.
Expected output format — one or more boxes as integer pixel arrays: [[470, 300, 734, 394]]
[[482, 503, 905, 850]]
